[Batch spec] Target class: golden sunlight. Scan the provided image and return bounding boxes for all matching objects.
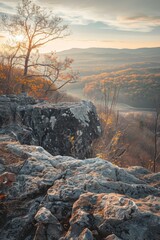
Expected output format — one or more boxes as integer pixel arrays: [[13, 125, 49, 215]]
[[13, 34, 24, 43]]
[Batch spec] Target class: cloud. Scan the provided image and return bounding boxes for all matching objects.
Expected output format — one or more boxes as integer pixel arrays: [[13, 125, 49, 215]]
[[0, 3, 12, 9], [0, 2, 15, 14], [57, 11, 94, 26], [2, 0, 160, 32], [103, 15, 160, 32], [37, 0, 160, 32]]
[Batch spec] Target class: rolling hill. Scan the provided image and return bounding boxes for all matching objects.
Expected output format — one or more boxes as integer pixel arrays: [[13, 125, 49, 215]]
[[58, 47, 160, 74]]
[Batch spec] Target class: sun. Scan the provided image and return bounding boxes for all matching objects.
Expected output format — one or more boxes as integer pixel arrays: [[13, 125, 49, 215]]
[[7, 33, 25, 45], [14, 34, 24, 42]]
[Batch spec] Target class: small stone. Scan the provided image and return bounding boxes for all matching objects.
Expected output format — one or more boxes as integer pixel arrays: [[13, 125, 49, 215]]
[[78, 228, 94, 240], [105, 234, 122, 240], [35, 207, 57, 224]]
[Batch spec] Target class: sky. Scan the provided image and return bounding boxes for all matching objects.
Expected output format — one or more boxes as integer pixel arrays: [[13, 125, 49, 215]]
[[0, 0, 160, 52]]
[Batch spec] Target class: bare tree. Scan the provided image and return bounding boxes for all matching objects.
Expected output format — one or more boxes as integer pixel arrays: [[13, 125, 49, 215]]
[[101, 80, 120, 119], [2, 0, 77, 93], [26, 52, 78, 96], [0, 43, 21, 94]]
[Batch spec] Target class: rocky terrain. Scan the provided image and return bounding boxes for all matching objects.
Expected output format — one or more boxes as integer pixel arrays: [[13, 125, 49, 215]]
[[0, 136, 159, 240], [0, 94, 101, 159], [0, 95, 160, 240]]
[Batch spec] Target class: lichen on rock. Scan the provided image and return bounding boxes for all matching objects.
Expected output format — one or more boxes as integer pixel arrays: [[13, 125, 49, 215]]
[[0, 142, 159, 240], [0, 95, 102, 159]]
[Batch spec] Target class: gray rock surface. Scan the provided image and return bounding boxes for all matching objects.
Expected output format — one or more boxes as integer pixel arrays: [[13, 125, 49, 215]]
[[0, 94, 36, 127], [18, 100, 101, 159], [34, 207, 63, 240], [0, 95, 101, 159], [0, 142, 160, 240], [105, 234, 122, 240], [66, 192, 160, 240]]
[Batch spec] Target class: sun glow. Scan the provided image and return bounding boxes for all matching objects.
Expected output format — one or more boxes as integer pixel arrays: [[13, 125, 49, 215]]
[[14, 34, 24, 42]]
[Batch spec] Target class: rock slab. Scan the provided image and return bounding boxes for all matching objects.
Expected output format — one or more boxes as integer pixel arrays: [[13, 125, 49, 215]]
[[0, 143, 159, 240]]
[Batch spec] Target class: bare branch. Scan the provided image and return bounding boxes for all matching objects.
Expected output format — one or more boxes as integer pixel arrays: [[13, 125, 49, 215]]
[[1, 0, 75, 94]]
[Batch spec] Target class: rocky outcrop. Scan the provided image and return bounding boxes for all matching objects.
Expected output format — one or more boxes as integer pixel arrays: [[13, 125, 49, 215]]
[[0, 94, 159, 239], [0, 141, 160, 240], [0, 94, 36, 127], [17, 100, 101, 159], [0, 95, 101, 159], [66, 193, 160, 240]]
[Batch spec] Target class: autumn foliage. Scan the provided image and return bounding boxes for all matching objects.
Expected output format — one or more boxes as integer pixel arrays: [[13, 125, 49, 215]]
[[0, 63, 56, 99], [0, 0, 77, 97], [91, 106, 160, 172], [83, 67, 160, 108]]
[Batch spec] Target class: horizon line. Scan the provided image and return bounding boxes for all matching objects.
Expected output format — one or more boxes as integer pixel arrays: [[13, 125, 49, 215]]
[[40, 46, 160, 54]]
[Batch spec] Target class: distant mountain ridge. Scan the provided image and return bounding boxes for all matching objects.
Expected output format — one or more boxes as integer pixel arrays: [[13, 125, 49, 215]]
[[58, 47, 160, 56], [57, 47, 160, 105], [57, 47, 160, 73]]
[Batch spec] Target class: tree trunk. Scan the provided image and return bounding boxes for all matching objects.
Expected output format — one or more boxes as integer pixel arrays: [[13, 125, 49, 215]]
[[22, 48, 31, 93]]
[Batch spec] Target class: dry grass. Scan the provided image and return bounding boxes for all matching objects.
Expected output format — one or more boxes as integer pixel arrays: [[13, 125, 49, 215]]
[[120, 112, 160, 171], [92, 109, 160, 172]]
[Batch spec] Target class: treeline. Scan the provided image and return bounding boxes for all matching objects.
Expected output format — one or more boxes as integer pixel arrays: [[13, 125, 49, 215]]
[[0, 63, 57, 99], [83, 67, 160, 108]]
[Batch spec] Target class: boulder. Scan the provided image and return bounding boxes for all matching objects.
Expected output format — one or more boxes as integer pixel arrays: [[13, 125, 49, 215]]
[[18, 100, 101, 159], [0, 95, 101, 159]]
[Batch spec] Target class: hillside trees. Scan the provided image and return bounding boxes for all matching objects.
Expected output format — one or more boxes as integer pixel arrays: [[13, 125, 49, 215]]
[[1, 0, 77, 95], [83, 69, 160, 171], [83, 76, 127, 163], [82, 69, 160, 108], [0, 58, 58, 98], [0, 43, 21, 94]]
